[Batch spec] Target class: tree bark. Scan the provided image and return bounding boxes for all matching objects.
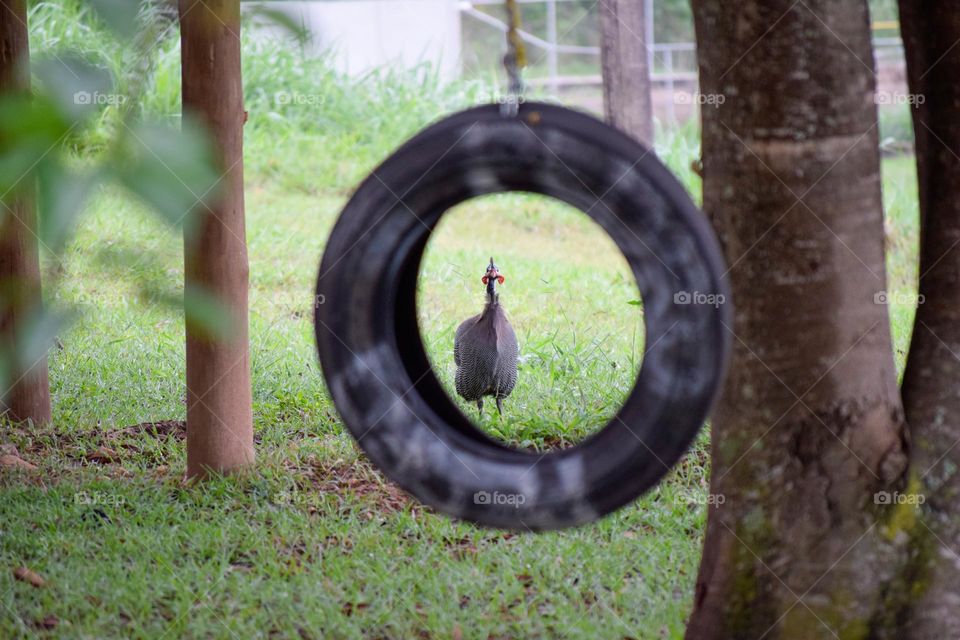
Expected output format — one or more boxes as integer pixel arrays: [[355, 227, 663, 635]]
[[179, 0, 253, 478], [898, 3, 960, 636], [0, 0, 51, 425], [687, 2, 909, 637], [599, 0, 654, 147]]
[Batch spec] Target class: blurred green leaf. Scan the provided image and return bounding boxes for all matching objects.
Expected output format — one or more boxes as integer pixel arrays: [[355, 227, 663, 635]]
[[86, 0, 141, 38], [32, 57, 113, 124], [114, 118, 220, 229], [14, 305, 73, 374], [94, 243, 167, 277], [245, 6, 310, 44], [0, 96, 73, 195], [36, 161, 98, 253], [0, 143, 49, 199], [627, 299, 642, 306], [0, 94, 71, 143], [184, 284, 233, 342], [127, 281, 233, 342]]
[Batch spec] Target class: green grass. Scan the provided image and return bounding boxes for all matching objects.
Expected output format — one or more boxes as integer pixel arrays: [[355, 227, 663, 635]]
[[882, 154, 921, 374], [0, 5, 924, 639], [419, 194, 643, 447], [0, 441, 709, 638]]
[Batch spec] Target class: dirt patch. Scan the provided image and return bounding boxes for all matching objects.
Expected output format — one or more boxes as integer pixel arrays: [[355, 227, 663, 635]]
[[307, 457, 414, 514], [2, 423, 424, 519], [110, 420, 186, 441], [538, 436, 567, 451], [1, 420, 187, 461]]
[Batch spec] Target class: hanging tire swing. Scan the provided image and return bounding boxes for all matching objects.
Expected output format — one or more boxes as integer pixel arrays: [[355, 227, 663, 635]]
[[314, 101, 731, 531]]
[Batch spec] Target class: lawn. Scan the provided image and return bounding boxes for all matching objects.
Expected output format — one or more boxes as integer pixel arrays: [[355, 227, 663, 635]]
[[0, 6, 922, 639], [0, 140, 701, 639]]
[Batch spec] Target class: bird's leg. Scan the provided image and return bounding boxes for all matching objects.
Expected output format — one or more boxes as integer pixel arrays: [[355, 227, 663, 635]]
[[477, 398, 484, 415], [496, 397, 503, 416]]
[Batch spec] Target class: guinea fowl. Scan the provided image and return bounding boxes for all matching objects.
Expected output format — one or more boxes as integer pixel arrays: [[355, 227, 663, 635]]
[[454, 258, 519, 416]]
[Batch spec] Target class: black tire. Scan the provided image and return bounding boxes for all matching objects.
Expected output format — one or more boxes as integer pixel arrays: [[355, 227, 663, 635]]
[[315, 102, 730, 530]]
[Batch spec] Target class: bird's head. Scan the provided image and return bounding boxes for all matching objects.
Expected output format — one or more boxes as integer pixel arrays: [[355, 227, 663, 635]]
[[482, 257, 505, 301]]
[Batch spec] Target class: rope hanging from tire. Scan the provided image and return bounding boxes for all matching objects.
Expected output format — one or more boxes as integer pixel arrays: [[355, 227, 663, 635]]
[[313, 4, 731, 531]]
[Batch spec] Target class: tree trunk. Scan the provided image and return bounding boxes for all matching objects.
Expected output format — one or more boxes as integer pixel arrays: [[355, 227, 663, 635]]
[[898, 3, 960, 636], [0, 0, 51, 425], [599, 0, 654, 147], [686, 2, 909, 637], [179, 0, 253, 478]]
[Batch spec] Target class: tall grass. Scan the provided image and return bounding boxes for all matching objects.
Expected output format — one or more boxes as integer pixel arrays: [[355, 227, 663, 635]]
[[28, 0, 706, 185], [27, 0, 492, 174]]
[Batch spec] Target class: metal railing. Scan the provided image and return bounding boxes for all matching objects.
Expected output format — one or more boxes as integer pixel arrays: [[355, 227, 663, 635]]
[[461, 0, 906, 121]]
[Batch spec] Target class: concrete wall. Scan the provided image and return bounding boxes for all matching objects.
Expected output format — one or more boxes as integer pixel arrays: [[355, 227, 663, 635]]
[[243, 0, 462, 79]]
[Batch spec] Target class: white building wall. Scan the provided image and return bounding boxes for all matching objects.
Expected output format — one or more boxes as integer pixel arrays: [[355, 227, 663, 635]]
[[243, 0, 462, 80]]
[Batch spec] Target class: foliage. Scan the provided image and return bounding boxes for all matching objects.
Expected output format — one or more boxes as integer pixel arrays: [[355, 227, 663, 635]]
[[0, 1, 221, 395]]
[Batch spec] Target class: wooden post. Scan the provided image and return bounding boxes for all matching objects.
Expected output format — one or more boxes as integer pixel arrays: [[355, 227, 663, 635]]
[[0, 0, 51, 425], [179, 0, 254, 478], [599, 0, 655, 147]]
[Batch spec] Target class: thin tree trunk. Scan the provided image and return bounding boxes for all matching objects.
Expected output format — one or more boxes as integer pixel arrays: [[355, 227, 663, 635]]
[[898, 3, 960, 636], [686, 2, 908, 637], [599, 0, 654, 147], [0, 0, 51, 425], [179, 0, 253, 478]]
